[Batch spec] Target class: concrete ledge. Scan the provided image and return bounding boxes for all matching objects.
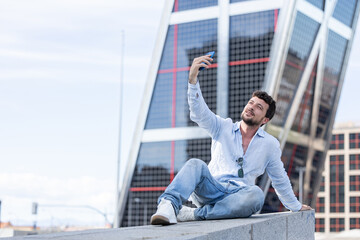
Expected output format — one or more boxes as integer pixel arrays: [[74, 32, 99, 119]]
[[5, 210, 315, 240]]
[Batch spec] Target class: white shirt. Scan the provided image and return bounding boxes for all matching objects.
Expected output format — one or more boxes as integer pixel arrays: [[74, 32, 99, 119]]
[[188, 81, 302, 212]]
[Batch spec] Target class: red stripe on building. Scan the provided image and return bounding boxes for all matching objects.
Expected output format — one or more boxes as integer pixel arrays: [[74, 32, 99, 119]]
[[171, 141, 175, 181], [287, 145, 297, 177], [157, 56, 270, 74], [323, 77, 339, 86], [157, 64, 219, 74], [170, 24, 178, 182], [229, 57, 269, 66], [158, 66, 191, 74], [285, 60, 304, 70], [174, 0, 178, 12], [172, 24, 178, 129], [274, 9, 278, 32], [336, 156, 339, 209], [208, 63, 218, 68]]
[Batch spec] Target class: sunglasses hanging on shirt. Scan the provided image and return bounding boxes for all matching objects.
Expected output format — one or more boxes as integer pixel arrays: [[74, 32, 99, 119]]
[[236, 157, 244, 178]]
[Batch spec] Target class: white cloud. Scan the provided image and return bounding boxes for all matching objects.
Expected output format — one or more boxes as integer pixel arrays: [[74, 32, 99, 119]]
[[0, 0, 164, 88], [0, 173, 113, 201], [0, 48, 120, 65], [0, 0, 165, 31], [0, 52, 150, 86], [0, 0, 165, 10], [0, 34, 22, 45], [0, 173, 115, 225]]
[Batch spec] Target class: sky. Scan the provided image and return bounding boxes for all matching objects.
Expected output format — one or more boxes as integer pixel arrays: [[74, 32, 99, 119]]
[[0, 0, 359, 228]]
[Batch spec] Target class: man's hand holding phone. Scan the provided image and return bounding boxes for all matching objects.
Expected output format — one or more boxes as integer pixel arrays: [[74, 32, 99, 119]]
[[188, 51, 215, 85]]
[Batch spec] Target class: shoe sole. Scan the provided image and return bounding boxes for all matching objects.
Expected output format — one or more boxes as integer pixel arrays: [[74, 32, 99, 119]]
[[150, 215, 175, 225]]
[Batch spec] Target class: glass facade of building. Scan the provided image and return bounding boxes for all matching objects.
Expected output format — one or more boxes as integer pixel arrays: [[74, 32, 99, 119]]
[[350, 218, 360, 230], [330, 218, 345, 232], [228, 10, 276, 121], [316, 218, 325, 232], [330, 134, 344, 150], [115, 0, 360, 227]]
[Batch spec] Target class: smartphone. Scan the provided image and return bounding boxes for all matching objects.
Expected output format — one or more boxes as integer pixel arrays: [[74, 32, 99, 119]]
[[199, 51, 215, 71]]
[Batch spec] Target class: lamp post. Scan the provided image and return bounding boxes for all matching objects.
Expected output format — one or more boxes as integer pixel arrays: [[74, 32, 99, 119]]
[[32, 202, 38, 230], [114, 29, 125, 228]]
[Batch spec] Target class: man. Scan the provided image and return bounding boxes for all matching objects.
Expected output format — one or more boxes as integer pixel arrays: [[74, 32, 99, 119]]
[[150, 54, 312, 225]]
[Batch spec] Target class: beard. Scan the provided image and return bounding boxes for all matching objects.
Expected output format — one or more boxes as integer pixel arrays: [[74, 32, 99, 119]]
[[241, 111, 262, 126]]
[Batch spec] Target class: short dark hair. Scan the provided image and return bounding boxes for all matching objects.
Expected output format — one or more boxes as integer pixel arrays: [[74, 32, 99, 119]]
[[252, 90, 276, 120]]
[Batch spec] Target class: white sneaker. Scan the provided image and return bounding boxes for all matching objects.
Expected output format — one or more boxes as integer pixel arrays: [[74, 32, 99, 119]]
[[150, 198, 177, 225], [177, 205, 196, 222]]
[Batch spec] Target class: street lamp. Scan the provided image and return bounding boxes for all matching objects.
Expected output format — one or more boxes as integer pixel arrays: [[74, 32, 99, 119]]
[[114, 29, 125, 229]]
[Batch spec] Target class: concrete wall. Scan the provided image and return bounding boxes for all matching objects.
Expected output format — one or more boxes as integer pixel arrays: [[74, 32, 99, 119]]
[[4, 210, 315, 240]]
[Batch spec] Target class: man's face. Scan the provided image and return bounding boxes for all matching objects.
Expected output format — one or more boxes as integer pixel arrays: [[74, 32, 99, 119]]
[[241, 96, 270, 127]]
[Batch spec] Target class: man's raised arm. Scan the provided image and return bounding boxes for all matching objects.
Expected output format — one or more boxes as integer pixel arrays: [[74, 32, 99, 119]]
[[187, 54, 225, 139]]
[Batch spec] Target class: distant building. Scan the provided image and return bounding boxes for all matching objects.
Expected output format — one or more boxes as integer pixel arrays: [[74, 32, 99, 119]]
[[114, 0, 360, 227], [0, 221, 37, 237], [0, 221, 13, 228], [316, 122, 360, 233]]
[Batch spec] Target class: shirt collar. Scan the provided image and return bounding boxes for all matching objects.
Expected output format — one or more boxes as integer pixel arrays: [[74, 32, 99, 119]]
[[233, 121, 265, 138]]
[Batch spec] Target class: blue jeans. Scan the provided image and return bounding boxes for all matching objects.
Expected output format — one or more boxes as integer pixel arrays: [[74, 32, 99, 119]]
[[158, 158, 264, 220]]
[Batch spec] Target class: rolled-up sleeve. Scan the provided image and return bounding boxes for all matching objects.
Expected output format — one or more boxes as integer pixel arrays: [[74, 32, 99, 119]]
[[188, 81, 222, 139], [266, 143, 302, 212]]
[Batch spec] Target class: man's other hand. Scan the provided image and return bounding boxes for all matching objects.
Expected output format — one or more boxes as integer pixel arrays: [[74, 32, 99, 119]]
[[300, 204, 312, 211]]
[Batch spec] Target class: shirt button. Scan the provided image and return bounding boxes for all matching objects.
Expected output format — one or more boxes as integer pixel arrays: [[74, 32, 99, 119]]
[[196, 93, 199, 98]]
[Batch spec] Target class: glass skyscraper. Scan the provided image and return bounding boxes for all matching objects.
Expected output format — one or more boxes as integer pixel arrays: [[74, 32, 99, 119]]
[[114, 0, 360, 227]]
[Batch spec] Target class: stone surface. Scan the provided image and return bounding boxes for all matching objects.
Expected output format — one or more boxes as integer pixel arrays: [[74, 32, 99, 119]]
[[252, 213, 287, 240], [4, 210, 315, 240], [287, 210, 315, 240]]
